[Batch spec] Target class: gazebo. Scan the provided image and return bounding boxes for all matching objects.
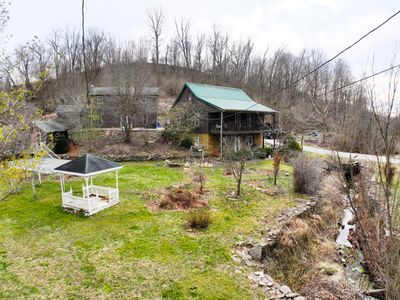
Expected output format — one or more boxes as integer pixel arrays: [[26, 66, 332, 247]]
[[54, 154, 122, 215]]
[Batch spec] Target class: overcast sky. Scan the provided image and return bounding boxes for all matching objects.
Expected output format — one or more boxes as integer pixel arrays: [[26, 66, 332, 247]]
[[4, 0, 400, 93]]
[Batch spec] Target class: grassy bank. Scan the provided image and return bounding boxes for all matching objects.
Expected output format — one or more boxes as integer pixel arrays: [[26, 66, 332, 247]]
[[0, 160, 295, 299]]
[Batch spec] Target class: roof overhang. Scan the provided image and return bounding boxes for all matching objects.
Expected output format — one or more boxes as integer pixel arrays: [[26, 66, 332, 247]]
[[54, 165, 123, 177]]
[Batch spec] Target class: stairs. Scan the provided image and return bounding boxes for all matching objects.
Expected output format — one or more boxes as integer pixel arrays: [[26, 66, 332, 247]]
[[37, 142, 60, 159]]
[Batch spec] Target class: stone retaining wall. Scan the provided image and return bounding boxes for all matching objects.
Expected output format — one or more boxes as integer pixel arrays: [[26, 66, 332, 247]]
[[97, 128, 164, 145], [232, 196, 319, 299]]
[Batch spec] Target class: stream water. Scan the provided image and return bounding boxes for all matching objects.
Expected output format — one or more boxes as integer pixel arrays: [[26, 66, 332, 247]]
[[336, 208, 379, 300]]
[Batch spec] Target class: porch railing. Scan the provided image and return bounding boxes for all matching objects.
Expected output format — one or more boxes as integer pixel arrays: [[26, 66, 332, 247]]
[[209, 121, 263, 133]]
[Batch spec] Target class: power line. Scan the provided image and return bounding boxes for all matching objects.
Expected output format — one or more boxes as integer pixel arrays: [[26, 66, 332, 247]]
[[221, 9, 400, 118], [255, 63, 400, 127], [199, 63, 400, 122], [325, 63, 400, 95], [267, 9, 400, 99]]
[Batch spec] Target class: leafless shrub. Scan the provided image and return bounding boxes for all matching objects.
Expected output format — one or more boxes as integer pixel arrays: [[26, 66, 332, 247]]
[[293, 155, 323, 195], [192, 171, 206, 194], [278, 218, 315, 249], [272, 151, 283, 185], [158, 185, 207, 210]]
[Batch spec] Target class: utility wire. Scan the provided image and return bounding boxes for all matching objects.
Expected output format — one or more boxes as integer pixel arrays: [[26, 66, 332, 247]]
[[267, 9, 400, 100], [255, 63, 400, 127], [323, 63, 400, 95], [199, 63, 400, 122], [217, 9, 400, 119]]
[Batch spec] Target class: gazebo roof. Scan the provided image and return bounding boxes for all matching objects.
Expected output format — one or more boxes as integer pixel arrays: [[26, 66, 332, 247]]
[[54, 154, 122, 176]]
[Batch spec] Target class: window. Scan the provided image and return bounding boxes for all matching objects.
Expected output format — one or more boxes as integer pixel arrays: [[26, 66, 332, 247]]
[[188, 95, 192, 101], [143, 113, 148, 126]]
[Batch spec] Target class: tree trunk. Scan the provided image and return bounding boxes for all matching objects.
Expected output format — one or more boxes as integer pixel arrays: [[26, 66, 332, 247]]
[[236, 178, 241, 197], [124, 125, 130, 143]]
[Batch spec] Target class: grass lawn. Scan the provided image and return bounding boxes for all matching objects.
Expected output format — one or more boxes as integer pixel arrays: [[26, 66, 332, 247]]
[[0, 160, 296, 299]]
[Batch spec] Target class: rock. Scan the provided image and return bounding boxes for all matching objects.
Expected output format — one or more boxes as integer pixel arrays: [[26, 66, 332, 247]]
[[243, 257, 254, 267], [264, 273, 274, 282], [274, 294, 285, 299], [285, 292, 299, 298], [248, 273, 258, 282], [249, 244, 265, 261], [232, 256, 241, 264], [267, 282, 274, 287], [294, 297, 306, 300], [254, 271, 264, 276], [279, 285, 292, 294]]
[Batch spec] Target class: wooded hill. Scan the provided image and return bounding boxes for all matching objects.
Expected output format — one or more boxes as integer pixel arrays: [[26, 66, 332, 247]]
[[1, 25, 392, 154]]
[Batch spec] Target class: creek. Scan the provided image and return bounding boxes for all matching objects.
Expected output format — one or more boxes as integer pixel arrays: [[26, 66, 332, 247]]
[[336, 208, 380, 300]]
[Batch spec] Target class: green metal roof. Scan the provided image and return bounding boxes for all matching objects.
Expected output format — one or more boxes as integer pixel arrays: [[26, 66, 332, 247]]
[[184, 82, 276, 113]]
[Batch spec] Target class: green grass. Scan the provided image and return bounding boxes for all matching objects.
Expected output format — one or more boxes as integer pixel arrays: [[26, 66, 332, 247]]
[[0, 160, 295, 299]]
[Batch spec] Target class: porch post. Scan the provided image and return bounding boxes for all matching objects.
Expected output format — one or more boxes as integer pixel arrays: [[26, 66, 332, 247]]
[[220, 111, 223, 159], [272, 113, 277, 149]]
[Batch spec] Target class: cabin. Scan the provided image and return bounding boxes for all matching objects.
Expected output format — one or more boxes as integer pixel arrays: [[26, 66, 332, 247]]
[[89, 86, 160, 129], [174, 82, 277, 156]]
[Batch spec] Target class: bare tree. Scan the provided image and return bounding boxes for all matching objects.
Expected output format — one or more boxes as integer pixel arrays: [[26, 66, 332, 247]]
[[225, 142, 253, 197], [13, 41, 36, 90], [111, 44, 150, 143], [62, 27, 82, 73], [103, 34, 122, 66], [193, 33, 205, 72], [207, 25, 229, 81], [175, 18, 192, 69], [84, 27, 105, 79], [147, 7, 164, 64], [47, 29, 64, 79]]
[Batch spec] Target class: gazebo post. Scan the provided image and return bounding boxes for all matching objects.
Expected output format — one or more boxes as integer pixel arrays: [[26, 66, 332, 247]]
[[59, 175, 64, 193], [84, 177, 89, 199], [85, 177, 91, 213], [116, 170, 119, 198]]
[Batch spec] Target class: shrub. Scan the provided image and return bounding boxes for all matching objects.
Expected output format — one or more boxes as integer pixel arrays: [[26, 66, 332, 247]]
[[281, 134, 301, 155], [187, 209, 211, 229], [254, 147, 274, 159], [293, 155, 324, 195], [180, 137, 193, 149]]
